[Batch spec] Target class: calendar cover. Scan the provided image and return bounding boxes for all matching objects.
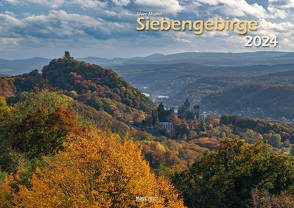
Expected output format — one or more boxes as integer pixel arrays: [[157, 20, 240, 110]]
[[0, 1, 294, 207]]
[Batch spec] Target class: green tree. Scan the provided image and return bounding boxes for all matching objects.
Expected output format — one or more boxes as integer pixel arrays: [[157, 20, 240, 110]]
[[7, 107, 79, 159], [152, 110, 159, 126], [11, 90, 73, 114], [0, 97, 17, 173], [290, 145, 294, 156], [264, 133, 281, 148], [175, 124, 189, 137], [173, 138, 294, 208]]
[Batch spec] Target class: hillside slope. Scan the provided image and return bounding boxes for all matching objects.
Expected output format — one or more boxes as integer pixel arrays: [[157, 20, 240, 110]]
[[0, 56, 154, 122], [201, 83, 294, 120]]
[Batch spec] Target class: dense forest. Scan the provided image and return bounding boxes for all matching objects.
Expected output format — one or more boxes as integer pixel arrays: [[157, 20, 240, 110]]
[[201, 83, 294, 120], [1, 55, 294, 207]]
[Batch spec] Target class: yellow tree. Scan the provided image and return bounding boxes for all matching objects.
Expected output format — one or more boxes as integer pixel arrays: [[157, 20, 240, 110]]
[[10, 130, 185, 208], [0, 96, 14, 126]]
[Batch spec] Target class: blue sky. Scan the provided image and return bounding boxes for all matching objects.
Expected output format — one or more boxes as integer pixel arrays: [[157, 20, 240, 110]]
[[0, 0, 294, 59]]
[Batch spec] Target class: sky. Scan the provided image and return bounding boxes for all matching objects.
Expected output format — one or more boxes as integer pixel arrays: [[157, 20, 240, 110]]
[[0, 0, 294, 59]]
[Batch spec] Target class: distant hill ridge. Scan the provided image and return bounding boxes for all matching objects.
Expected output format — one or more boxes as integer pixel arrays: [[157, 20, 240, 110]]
[[2, 51, 294, 75]]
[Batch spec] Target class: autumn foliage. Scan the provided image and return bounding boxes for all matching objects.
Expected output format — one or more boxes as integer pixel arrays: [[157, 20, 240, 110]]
[[1, 130, 185, 208], [4, 56, 294, 208]]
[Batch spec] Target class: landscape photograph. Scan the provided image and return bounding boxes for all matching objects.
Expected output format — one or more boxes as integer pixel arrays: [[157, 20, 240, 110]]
[[1, 0, 294, 208]]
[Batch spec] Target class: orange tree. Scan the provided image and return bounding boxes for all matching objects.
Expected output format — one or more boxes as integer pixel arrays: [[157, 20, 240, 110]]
[[2, 129, 185, 208], [173, 138, 294, 208]]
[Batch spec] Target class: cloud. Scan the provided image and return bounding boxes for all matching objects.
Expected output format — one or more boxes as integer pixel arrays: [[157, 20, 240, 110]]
[[1, 0, 294, 57], [269, 0, 294, 8], [4, 0, 181, 14], [196, 0, 267, 18], [0, 37, 24, 46], [0, 13, 23, 36], [261, 19, 294, 32], [112, 0, 131, 6], [134, 0, 182, 14], [0, 10, 132, 40], [267, 6, 288, 19], [4, 0, 109, 9], [258, 19, 294, 39], [5, 0, 65, 8], [69, 0, 107, 9]]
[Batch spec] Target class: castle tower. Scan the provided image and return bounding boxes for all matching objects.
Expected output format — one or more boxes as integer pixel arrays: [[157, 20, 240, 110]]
[[193, 105, 200, 121], [184, 98, 190, 112], [64, 51, 71, 58]]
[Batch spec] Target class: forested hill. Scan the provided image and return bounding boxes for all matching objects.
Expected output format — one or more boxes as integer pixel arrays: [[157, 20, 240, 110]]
[[0, 56, 154, 117], [201, 83, 294, 120]]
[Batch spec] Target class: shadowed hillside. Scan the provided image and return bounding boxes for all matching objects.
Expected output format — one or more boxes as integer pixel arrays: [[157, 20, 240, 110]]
[[201, 83, 294, 120]]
